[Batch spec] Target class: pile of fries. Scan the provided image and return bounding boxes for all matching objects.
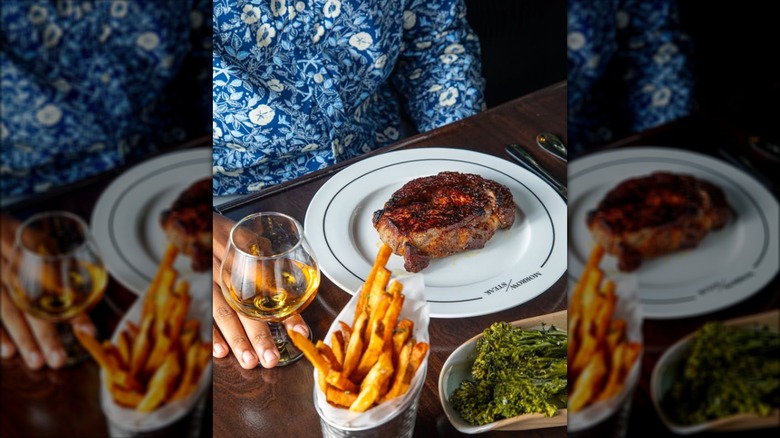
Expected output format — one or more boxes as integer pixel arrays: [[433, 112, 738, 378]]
[[569, 243, 642, 412], [75, 245, 210, 413], [290, 244, 430, 413]]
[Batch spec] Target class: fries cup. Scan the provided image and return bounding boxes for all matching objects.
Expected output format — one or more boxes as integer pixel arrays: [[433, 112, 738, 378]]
[[568, 274, 643, 437], [314, 273, 430, 437], [100, 278, 212, 436]]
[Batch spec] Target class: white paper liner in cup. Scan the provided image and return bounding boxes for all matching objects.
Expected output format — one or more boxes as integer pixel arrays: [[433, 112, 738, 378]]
[[313, 273, 430, 432], [100, 279, 213, 436], [568, 274, 643, 433]]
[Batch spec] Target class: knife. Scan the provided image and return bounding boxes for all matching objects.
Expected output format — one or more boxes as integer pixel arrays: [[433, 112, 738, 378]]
[[536, 132, 567, 162], [505, 144, 567, 202]]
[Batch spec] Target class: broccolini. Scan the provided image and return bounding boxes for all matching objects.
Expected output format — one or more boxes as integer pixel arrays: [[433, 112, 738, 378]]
[[663, 321, 780, 425], [450, 321, 568, 425]]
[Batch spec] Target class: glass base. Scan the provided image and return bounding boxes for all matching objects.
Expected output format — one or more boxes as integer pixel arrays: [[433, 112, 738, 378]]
[[268, 321, 312, 366], [58, 322, 92, 367]]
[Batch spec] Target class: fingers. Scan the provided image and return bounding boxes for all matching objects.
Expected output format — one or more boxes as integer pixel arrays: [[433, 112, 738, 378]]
[[236, 311, 280, 368], [212, 324, 229, 358], [1, 326, 16, 359], [69, 312, 97, 338], [212, 280, 259, 369], [0, 286, 45, 369], [281, 313, 309, 339], [23, 313, 66, 369]]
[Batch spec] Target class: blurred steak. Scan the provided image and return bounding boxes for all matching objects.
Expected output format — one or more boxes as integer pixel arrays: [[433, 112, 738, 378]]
[[160, 177, 212, 272], [372, 171, 515, 273], [586, 171, 732, 272]]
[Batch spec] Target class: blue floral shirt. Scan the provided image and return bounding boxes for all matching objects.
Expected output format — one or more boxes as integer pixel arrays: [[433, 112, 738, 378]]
[[212, 0, 486, 195], [1, 0, 211, 197], [567, 0, 694, 157]]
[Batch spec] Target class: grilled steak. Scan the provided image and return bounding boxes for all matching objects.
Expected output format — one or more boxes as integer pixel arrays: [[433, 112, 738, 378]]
[[586, 171, 732, 272], [160, 177, 212, 272], [372, 171, 515, 273]]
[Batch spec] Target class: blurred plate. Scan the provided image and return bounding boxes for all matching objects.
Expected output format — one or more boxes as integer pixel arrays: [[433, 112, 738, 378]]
[[568, 147, 779, 319], [304, 148, 567, 318], [650, 309, 780, 434], [91, 148, 211, 296], [438, 310, 568, 433]]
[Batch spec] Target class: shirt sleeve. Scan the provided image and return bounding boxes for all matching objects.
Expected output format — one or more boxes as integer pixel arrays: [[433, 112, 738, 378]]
[[390, 0, 486, 133]]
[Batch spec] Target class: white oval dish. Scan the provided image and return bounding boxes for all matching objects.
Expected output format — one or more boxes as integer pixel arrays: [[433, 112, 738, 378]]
[[650, 309, 780, 434], [438, 310, 568, 434]]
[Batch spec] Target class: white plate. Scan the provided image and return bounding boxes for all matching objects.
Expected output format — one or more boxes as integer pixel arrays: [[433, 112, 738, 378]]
[[568, 147, 779, 319], [91, 148, 211, 296], [304, 148, 568, 318], [438, 310, 568, 433]]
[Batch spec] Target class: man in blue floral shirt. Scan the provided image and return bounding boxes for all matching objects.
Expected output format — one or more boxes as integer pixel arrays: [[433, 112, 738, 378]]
[[0, 0, 211, 369], [1, 0, 212, 199], [567, 0, 694, 157], [212, 0, 486, 195]]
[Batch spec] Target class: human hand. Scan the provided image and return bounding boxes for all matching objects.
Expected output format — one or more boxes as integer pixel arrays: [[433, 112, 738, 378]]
[[211, 212, 310, 369], [0, 213, 97, 370]]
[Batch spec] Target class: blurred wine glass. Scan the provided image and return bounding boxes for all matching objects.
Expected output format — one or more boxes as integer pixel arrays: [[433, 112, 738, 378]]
[[4, 211, 107, 366], [219, 212, 320, 366]]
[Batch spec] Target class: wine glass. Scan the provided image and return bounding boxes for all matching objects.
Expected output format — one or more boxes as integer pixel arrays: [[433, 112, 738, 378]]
[[4, 211, 107, 366], [219, 212, 320, 366]]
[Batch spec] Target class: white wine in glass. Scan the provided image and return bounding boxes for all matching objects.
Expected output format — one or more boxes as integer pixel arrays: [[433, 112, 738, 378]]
[[219, 212, 320, 366], [4, 211, 107, 365]]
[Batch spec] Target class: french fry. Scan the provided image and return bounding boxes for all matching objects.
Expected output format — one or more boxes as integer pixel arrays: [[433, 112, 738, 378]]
[[569, 242, 643, 412], [316, 340, 342, 371], [137, 354, 181, 413], [109, 385, 144, 409], [569, 350, 607, 411], [342, 311, 368, 378], [331, 330, 345, 366], [326, 386, 358, 408], [129, 313, 155, 379], [288, 330, 330, 377], [171, 340, 203, 402], [337, 321, 352, 345], [383, 339, 412, 401], [289, 244, 428, 414], [325, 369, 359, 393], [75, 230, 209, 414], [350, 350, 393, 412]]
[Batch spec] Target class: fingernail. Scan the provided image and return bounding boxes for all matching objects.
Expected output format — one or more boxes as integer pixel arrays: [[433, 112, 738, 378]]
[[242, 350, 256, 365], [263, 350, 279, 367], [75, 323, 96, 338], [1, 343, 12, 359], [47, 349, 65, 368], [213, 343, 226, 356], [293, 324, 309, 338]]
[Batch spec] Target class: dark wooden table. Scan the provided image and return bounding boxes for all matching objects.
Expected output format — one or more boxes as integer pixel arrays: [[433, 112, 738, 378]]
[[574, 114, 780, 437], [212, 81, 568, 438], [0, 136, 213, 438]]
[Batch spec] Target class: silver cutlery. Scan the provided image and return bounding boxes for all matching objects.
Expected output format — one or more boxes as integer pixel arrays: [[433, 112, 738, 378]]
[[505, 144, 567, 201], [536, 132, 567, 162]]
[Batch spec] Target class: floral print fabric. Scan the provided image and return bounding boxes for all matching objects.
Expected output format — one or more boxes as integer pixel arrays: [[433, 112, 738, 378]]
[[212, 0, 485, 195], [1, 0, 212, 197], [567, 0, 694, 157]]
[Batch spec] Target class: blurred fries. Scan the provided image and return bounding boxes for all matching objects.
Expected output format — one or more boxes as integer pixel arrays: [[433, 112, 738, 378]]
[[569, 243, 642, 412], [289, 244, 429, 413], [75, 243, 210, 413]]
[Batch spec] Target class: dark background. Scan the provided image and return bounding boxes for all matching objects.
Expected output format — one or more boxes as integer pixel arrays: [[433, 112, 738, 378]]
[[465, 0, 567, 108], [679, 3, 780, 144]]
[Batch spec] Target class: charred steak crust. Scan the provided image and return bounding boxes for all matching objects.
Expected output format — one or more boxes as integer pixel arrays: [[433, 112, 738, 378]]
[[160, 177, 213, 272], [586, 171, 732, 272], [372, 171, 515, 272]]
